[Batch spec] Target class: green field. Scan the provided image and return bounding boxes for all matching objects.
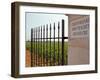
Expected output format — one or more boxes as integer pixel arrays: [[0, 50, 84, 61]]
[[26, 41, 68, 65]]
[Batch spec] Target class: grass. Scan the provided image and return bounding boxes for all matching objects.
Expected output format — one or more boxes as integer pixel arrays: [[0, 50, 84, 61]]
[[26, 41, 68, 65]]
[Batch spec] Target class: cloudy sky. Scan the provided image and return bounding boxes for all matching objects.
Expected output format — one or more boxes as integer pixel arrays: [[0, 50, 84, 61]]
[[25, 12, 68, 41]]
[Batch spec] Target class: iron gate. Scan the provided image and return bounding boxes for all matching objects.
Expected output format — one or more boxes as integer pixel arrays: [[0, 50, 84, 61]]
[[30, 19, 68, 67]]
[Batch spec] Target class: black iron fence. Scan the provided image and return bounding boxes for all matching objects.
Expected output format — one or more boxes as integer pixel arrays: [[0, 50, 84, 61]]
[[30, 19, 68, 67]]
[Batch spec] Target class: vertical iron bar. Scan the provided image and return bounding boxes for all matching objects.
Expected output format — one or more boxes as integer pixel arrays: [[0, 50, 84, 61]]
[[33, 29, 35, 66], [33, 29, 34, 67], [34, 28, 36, 66], [50, 24, 52, 66], [36, 28, 37, 66], [37, 27, 39, 66], [37, 28, 38, 66], [36, 28, 38, 66], [38, 27, 40, 66], [62, 19, 64, 65], [58, 22, 60, 65], [41, 26, 42, 66], [43, 25, 45, 66], [44, 26, 46, 66], [35, 28, 37, 66], [53, 23, 55, 66], [31, 28, 33, 67], [46, 24, 48, 66]]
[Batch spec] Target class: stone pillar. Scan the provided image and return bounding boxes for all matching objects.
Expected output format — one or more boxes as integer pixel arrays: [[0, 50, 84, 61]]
[[68, 15, 89, 65]]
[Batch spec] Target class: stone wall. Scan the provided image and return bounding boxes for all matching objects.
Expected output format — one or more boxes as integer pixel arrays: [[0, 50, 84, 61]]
[[68, 15, 89, 65]]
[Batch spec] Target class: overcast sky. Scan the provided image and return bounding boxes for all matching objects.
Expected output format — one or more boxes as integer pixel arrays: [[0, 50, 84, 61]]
[[25, 12, 68, 41]]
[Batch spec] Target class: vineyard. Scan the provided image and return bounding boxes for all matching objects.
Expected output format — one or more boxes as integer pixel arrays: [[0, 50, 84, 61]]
[[25, 19, 68, 67], [26, 41, 68, 67]]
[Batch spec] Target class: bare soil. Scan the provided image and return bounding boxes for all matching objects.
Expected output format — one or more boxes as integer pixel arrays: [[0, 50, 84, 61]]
[[25, 50, 49, 67]]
